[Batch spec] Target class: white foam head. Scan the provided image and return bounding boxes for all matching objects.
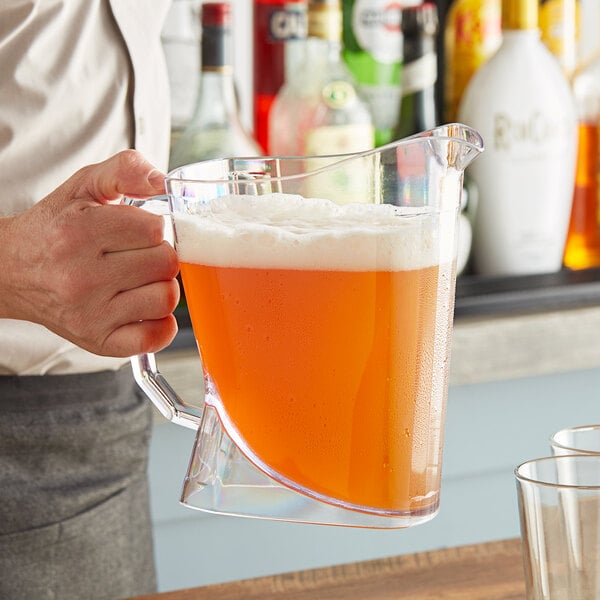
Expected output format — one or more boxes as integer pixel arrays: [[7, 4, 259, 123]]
[[173, 194, 455, 271]]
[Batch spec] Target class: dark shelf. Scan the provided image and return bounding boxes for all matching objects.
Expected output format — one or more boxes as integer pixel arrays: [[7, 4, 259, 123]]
[[455, 268, 600, 318]]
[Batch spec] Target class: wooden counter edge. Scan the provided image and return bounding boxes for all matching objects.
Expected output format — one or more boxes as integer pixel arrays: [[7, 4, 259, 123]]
[[130, 538, 526, 600]]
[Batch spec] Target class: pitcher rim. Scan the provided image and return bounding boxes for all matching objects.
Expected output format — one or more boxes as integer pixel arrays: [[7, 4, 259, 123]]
[[165, 123, 484, 185]]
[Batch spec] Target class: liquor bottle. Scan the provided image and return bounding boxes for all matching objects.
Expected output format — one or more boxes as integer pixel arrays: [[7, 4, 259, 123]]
[[563, 57, 600, 269], [253, 0, 308, 153], [395, 2, 439, 139], [394, 3, 474, 274], [341, 0, 409, 147], [539, 0, 580, 77], [444, 0, 502, 123], [169, 2, 261, 170], [161, 0, 201, 151], [458, 0, 578, 276], [269, 0, 374, 158]]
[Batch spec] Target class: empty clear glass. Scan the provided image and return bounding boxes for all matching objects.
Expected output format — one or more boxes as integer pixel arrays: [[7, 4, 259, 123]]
[[516, 455, 600, 599], [551, 424, 600, 456]]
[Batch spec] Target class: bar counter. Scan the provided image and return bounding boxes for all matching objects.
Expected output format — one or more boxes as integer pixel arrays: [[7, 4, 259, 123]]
[[131, 538, 525, 600]]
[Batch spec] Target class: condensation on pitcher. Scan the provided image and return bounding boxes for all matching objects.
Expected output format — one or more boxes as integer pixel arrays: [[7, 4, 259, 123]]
[[174, 193, 453, 271]]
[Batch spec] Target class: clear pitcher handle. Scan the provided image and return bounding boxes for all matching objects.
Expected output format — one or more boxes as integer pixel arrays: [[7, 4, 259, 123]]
[[124, 195, 202, 430]]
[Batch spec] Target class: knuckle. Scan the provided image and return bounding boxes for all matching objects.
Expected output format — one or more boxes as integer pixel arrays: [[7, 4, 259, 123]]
[[164, 243, 180, 277], [153, 241, 179, 278], [165, 279, 180, 311], [116, 148, 143, 172], [151, 281, 180, 317], [131, 209, 165, 247], [146, 215, 166, 246]]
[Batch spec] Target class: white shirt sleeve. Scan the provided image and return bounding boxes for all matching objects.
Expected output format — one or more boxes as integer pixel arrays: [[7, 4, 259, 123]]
[[0, 0, 172, 375]]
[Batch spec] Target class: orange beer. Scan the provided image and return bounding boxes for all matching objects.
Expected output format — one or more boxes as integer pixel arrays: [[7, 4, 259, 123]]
[[176, 194, 455, 515]]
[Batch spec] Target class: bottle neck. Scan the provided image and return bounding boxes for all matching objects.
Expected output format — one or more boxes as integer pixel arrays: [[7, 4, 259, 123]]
[[191, 21, 239, 124], [307, 2, 342, 45], [194, 71, 238, 117], [500, 28, 541, 47], [306, 36, 343, 65], [402, 31, 437, 95], [502, 0, 538, 31], [201, 20, 231, 71], [396, 34, 437, 138]]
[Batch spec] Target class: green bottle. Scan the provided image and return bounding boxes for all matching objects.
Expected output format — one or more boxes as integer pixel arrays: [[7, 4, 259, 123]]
[[342, 0, 404, 146]]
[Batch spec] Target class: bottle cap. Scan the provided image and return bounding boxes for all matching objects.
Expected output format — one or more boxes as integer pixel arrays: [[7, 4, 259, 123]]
[[402, 3, 438, 37], [308, 0, 342, 42], [502, 0, 538, 31], [202, 2, 231, 27]]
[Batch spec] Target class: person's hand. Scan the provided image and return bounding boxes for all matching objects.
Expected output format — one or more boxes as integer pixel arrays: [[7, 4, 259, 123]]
[[0, 150, 180, 357]]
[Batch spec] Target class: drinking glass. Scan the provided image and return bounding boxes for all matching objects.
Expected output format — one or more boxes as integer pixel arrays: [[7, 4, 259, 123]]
[[516, 455, 600, 599], [551, 424, 600, 456]]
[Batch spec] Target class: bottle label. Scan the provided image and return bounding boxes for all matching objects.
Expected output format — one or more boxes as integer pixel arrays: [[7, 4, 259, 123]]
[[268, 5, 308, 41], [304, 123, 374, 203], [402, 52, 437, 97], [492, 111, 573, 154], [471, 110, 577, 274], [444, 0, 502, 122], [352, 0, 403, 64], [321, 81, 357, 109], [305, 123, 373, 155]]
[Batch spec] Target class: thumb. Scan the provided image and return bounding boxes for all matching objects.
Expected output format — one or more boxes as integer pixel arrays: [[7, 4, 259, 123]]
[[74, 149, 166, 204]]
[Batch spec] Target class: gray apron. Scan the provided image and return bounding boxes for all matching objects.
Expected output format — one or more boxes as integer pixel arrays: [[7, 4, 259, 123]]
[[0, 367, 157, 600]]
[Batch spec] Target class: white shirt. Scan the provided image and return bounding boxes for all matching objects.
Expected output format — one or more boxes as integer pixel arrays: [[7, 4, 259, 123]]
[[0, 0, 171, 374]]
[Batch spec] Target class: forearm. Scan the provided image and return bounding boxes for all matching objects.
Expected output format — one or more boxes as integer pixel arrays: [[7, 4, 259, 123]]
[[0, 214, 24, 320]]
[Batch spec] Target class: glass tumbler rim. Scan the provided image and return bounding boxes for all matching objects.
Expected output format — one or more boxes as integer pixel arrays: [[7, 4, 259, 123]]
[[550, 424, 600, 455], [515, 454, 600, 490]]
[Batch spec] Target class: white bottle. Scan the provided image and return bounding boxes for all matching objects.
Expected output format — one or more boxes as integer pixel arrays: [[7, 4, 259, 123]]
[[458, 0, 577, 276]]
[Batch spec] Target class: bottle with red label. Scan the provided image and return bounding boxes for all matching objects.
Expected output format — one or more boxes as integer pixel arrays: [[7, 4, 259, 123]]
[[253, 0, 308, 153]]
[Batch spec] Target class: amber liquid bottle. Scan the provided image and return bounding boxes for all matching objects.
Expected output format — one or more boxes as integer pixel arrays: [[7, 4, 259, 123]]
[[563, 57, 600, 270], [563, 124, 600, 269]]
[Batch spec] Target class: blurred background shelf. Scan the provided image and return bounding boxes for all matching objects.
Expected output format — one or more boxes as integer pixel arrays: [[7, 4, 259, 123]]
[[455, 267, 600, 318]]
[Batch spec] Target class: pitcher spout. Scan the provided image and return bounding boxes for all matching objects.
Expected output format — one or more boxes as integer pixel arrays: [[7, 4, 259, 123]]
[[416, 122, 484, 171]]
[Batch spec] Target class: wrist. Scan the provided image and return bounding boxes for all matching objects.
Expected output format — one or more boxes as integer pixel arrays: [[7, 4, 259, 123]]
[[0, 215, 22, 319]]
